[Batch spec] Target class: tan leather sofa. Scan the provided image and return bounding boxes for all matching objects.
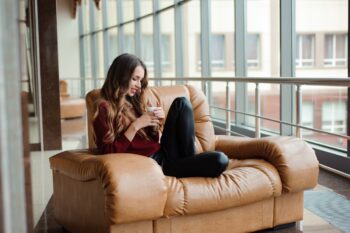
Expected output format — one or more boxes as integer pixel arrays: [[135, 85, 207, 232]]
[[50, 85, 319, 233], [59, 80, 86, 119]]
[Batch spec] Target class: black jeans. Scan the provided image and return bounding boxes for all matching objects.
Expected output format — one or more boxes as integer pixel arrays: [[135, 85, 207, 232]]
[[152, 97, 229, 178]]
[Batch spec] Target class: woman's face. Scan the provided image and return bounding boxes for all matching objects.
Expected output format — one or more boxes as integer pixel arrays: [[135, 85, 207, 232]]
[[127, 65, 145, 97]]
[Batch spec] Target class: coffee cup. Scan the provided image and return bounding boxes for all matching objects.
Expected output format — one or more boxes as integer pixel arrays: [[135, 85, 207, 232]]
[[147, 106, 159, 113]]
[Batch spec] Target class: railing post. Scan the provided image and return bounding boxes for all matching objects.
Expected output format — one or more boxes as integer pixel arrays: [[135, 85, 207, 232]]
[[255, 83, 261, 138], [226, 81, 231, 135], [296, 84, 302, 138]]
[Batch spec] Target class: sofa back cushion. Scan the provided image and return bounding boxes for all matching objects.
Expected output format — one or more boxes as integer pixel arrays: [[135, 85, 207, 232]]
[[85, 85, 215, 153]]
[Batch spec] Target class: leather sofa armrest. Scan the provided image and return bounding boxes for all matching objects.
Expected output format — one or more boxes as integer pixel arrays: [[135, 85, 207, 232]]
[[215, 136, 319, 193], [50, 150, 168, 224]]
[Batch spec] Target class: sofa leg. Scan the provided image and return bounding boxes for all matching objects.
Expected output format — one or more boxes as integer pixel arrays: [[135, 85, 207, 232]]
[[296, 220, 303, 231]]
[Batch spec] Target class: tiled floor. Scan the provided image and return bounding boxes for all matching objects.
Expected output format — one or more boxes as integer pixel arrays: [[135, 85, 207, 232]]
[[31, 117, 350, 233]]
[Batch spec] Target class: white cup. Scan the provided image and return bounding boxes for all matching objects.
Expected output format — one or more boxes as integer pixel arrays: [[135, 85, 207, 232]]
[[147, 106, 159, 113]]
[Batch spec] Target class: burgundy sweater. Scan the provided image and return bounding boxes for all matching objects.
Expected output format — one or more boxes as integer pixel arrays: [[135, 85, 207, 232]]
[[93, 101, 160, 157]]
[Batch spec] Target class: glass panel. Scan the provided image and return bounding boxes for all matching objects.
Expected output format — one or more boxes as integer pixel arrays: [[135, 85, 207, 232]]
[[247, 0, 280, 134], [83, 36, 92, 77], [141, 17, 154, 77], [211, 0, 234, 77], [95, 3, 103, 30], [160, 9, 175, 77], [246, 34, 259, 68], [302, 86, 347, 151], [123, 0, 134, 22], [296, 0, 348, 77], [124, 23, 135, 54], [211, 82, 226, 122], [141, 0, 153, 16], [211, 34, 225, 68], [247, 0, 279, 77], [261, 84, 280, 134], [107, 0, 117, 26], [82, 1, 90, 33], [96, 32, 104, 78], [160, 0, 173, 9], [183, 0, 201, 78], [108, 28, 118, 64]]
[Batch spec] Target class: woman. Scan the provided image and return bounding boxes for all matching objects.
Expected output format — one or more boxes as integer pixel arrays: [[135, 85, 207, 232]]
[[93, 53, 229, 178]]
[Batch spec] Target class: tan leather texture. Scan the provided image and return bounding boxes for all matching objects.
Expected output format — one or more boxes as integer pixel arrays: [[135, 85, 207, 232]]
[[164, 159, 281, 217], [53, 173, 109, 233], [154, 198, 274, 233], [273, 192, 304, 226], [110, 220, 153, 233], [50, 151, 168, 224], [215, 135, 319, 193], [85, 85, 216, 153]]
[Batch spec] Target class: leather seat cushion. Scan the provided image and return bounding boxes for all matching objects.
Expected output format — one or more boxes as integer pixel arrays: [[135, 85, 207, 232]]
[[164, 159, 282, 217]]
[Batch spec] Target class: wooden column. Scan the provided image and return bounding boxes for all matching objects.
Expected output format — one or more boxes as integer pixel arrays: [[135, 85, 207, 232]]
[[37, 0, 62, 150]]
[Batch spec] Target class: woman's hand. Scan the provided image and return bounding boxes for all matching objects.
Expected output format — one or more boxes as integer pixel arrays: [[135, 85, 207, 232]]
[[132, 112, 160, 130], [153, 107, 165, 120]]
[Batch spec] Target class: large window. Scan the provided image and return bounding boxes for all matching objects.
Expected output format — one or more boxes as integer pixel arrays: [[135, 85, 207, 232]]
[[322, 101, 346, 134], [296, 34, 315, 67], [324, 34, 348, 67]]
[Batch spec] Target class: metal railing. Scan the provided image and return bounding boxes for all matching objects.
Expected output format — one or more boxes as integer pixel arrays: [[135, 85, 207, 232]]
[[61, 76, 350, 142]]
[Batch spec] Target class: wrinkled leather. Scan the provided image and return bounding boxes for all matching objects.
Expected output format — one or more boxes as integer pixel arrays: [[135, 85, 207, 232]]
[[164, 159, 281, 217], [50, 151, 168, 224], [155, 198, 274, 233], [215, 135, 319, 193]]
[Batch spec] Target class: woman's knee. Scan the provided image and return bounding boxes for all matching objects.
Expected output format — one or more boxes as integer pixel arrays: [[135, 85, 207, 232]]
[[214, 151, 229, 167], [173, 97, 191, 110]]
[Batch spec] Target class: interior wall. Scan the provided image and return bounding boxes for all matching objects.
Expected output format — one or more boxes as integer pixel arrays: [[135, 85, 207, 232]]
[[56, 0, 80, 79]]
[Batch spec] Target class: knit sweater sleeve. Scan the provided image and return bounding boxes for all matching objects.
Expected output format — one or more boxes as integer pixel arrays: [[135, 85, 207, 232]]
[[93, 102, 131, 154]]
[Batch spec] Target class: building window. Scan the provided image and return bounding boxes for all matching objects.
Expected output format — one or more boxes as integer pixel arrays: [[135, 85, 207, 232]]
[[296, 34, 315, 67], [324, 34, 347, 67], [322, 101, 346, 134], [211, 34, 225, 68], [197, 34, 226, 69], [247, 34, 260, 68], [161, 35, 171, 69], [302, 101, 314, 135], [141, 34, 171, 69]]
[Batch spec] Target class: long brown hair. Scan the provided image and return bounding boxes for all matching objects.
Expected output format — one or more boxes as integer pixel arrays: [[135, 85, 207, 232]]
[[94, 53, 150, 143]]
